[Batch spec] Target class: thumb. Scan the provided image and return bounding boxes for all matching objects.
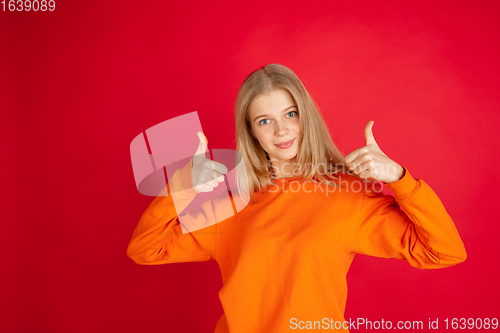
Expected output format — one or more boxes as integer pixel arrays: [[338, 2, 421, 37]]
[[364, 120, 378, 146], [195, 131, 208, 157]]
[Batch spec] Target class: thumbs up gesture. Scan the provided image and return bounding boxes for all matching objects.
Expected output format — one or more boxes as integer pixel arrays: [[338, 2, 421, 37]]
[[191, 132, 229, 192], [344, 121, 404, 183]]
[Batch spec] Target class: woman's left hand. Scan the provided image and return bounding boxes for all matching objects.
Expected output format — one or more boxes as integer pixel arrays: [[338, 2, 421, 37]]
[[345, 121, 405, 184]]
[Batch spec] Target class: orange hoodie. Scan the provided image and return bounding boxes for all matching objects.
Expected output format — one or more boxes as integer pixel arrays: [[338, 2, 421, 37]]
[[127, 158, 466, 332]]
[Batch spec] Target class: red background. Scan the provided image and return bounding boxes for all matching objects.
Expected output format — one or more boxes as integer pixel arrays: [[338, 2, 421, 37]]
[[1, 1, 499, 332]]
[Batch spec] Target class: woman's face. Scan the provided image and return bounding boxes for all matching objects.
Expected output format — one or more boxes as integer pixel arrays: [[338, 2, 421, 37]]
[[248, 88, 301, 168]]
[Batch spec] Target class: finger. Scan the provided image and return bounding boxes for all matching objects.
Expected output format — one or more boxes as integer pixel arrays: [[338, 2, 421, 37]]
[[364, 120, 377, 146], [202, 160, 227, 179], [348, 152, 375, 171], [195, 131, 208, 157], [355, 159, 382, 179], [346, 148, 370, 169], [211, 160, 229, 175], [195, 184, 214, 193], [358, 166, 376, 180], [203, 168, 225, 181], [199, 178, 220, 188], [353, 160, 371, 176], [349, 159, 370, 177], [345, 148, 361, 164]]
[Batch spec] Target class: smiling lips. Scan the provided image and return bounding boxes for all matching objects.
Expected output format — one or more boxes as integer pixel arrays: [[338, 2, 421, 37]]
[[275, 138, 294, 149]]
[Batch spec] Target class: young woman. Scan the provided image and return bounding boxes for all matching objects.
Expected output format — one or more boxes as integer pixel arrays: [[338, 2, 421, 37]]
[[127, 64, 467, 332]]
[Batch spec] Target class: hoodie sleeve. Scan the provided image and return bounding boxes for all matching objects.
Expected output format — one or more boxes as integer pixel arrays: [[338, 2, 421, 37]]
[[126, 158, 216, 265], [350, 166, 467, 269]]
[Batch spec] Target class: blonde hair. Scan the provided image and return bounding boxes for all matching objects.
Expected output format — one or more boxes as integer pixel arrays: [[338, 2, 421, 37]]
[[234, 63, 356, 203]]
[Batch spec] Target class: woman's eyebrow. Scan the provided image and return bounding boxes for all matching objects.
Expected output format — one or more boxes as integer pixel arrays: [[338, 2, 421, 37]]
[[253, 105, 297, 122]]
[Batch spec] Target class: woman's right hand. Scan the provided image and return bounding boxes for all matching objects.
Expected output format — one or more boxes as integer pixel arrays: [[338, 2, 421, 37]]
[[191, 132, 228, 193]]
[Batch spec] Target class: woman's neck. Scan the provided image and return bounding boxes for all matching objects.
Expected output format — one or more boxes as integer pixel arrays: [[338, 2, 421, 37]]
[[269, 157, 298, 178]]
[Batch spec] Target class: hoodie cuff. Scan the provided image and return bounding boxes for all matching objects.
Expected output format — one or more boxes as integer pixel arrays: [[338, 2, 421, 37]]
[[383, 166, 419, 200]]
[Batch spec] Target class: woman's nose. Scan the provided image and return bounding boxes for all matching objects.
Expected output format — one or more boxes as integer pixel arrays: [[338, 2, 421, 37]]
[[275, 121, 289, 136]]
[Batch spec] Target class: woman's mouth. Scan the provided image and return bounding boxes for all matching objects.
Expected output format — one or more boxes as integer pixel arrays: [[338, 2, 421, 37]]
[[275, 139, 294, 149]]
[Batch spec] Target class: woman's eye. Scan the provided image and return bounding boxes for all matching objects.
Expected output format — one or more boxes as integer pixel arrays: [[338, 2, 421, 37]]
[[258, 112, 297, 125]]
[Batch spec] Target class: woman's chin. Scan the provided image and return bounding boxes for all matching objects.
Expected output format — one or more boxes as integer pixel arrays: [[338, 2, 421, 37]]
[[270, 152, 298, 163]]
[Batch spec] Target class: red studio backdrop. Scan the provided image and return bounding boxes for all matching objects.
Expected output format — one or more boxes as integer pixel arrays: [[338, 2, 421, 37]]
[[1, 1, 498, 332]]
